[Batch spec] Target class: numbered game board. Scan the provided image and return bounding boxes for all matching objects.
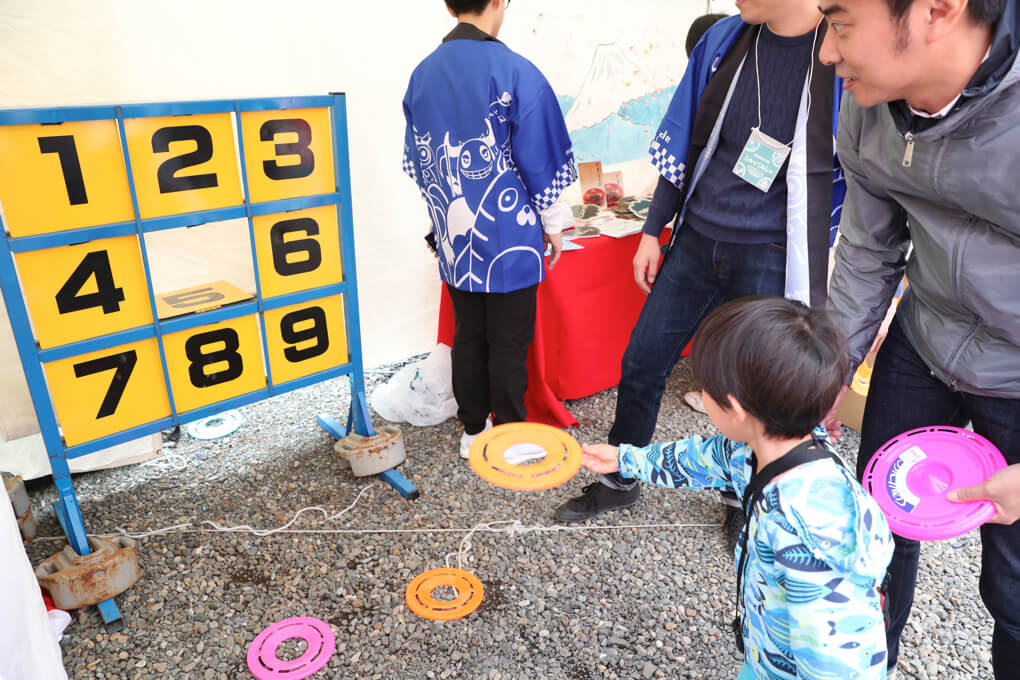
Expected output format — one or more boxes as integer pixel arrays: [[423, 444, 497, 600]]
[[0, 95, 372, 628]]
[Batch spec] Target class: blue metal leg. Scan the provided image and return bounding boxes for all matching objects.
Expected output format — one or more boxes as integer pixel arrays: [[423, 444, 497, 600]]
[[317, 412, 419, 501], [51, 473, 124, 630], [348, 376, 375, 437]]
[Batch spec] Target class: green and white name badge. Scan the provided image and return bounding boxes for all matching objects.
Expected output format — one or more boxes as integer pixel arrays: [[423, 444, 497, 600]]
[[732, 128, 791, 193]]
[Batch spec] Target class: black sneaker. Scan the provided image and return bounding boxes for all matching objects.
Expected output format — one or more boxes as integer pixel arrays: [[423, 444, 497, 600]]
[[553, 482, 640, 523], [724, 504, 746, 554]]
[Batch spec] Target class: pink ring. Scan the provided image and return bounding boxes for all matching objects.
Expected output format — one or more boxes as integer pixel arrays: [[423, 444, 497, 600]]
[[246, 617, 335, 680]]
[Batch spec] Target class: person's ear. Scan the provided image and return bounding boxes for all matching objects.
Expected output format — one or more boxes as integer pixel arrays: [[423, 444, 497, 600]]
[[726, 395, 750, 424], [448, 4, 457, 19], [926, 0, 969, 42]]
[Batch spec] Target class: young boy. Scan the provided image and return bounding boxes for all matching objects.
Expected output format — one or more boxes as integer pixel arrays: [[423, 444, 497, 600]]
[[582, 297, 893, 679], [402, 0, 576, 457]]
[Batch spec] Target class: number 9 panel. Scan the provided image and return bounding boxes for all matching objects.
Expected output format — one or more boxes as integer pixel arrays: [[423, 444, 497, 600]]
[[240, 108, 335, 203], [263, 295, 348, 385]]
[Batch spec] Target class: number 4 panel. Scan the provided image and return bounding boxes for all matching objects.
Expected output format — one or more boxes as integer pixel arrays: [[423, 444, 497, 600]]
[[263, 295, 348, 386], [15, 236, 154, 349], [44, 338, 172, 448]]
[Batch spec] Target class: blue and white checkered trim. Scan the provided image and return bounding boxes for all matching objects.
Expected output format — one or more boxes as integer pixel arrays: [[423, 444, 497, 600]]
[[402, 144, 417, 181], [531, 155, 578, 211], [650, 138, 685, 189]]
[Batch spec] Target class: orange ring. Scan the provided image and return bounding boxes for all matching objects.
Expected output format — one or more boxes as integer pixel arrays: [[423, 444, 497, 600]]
[[405, 568, 484, 621], [468, 423, 582, 491]]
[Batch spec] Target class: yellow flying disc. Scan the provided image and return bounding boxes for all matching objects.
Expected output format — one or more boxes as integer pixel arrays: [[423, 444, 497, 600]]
[[468, 423, 582, 491]]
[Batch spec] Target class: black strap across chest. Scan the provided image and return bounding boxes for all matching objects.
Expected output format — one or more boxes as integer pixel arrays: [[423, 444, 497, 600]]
[[732, 436, 843, 653]]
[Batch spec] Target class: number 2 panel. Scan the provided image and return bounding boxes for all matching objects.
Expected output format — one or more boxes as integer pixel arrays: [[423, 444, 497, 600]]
[[0, 119, 135, 237], [162, 315, 266, 414], [252, 205, 342, 299], [15, 236, 153, 349], [240, 108, 335, 203], [263, 295, 348, 385], [44, 338, 171, 447], [123, 113, 243, 219]]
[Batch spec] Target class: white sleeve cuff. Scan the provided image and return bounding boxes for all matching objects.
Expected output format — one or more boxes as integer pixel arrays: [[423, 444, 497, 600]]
[[538, 202, 570, 235]]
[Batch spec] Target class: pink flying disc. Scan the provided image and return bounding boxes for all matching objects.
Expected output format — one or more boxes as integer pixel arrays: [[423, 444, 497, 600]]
[[246, 617, 335, 680], [862, 426, 1006, 541]]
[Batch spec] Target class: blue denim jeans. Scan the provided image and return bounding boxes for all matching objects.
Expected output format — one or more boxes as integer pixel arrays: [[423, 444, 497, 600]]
[[605, 226, 787, 486], [857, 317, 1020, 678]]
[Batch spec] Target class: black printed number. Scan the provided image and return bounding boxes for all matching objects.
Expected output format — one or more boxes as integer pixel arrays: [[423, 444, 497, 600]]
[[184, 328, 243, 388], [260, 119, 314, 180], [281, 307, 329, 363], [152, 125, 218, 194], [38, 135, 88, 205], [270, 217, 321, 276], [55, 251, 126, 315], [73, 350, 137, 419], [161, 287, 224, 310]]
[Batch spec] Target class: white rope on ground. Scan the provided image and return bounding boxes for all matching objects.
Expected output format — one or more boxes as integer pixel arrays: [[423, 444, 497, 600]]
[[33, 483, 722, 566]]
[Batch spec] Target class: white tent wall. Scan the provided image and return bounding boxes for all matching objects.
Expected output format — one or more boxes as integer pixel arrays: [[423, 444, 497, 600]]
[[0, 1, 723, 473]]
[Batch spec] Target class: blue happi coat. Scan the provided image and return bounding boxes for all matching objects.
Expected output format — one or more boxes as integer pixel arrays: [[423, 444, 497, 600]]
[[654, 16, 847, 307], [402, 24, 577, 294]]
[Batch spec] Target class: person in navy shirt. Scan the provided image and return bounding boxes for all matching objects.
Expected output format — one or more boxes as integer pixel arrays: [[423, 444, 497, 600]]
[[402, 0, 577, 458]]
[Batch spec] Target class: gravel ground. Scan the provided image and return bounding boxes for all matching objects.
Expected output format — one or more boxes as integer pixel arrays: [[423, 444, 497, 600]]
[[23, 356, 993, 680]]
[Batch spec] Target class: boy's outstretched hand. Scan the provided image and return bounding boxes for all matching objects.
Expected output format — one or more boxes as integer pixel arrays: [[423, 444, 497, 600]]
[[581, 444, 620, 474]]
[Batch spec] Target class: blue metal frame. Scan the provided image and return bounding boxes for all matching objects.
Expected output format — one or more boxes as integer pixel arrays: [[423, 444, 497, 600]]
[[0, 94, 399, 630]]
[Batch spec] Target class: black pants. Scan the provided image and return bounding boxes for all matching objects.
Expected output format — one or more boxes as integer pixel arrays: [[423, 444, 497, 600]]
[[446, 283, 537, 434], [857, 318, 1020, 678]]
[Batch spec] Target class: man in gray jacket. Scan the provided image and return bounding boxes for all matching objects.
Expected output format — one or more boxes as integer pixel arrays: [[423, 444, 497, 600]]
[[818, 0, 1018, 677]]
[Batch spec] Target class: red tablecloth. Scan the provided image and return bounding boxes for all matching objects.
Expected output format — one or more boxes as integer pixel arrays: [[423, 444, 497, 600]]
[[438, 230, 669, 428]]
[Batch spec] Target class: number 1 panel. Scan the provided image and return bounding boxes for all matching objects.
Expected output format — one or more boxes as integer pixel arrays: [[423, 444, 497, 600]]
[[123, 113, 243, 220], [252, 205, 343, 299], [162, 315, 266, 414], [263, 295, 348, 385], [43, 338, 171, 447], [239, 108, 335, 203], [0, 120, 134, 237], [15, 236, 153, 349]]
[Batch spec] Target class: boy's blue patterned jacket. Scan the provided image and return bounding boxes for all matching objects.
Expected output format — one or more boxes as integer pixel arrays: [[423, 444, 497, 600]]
[[618, 430, 893, 679]]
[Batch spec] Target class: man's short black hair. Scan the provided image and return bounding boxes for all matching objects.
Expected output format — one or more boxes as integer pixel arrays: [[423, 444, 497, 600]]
[[686, 14, 729, 57], [689, 297, 848, 440], [446, 0, 491, 16], [884, 0, 1006, 26]]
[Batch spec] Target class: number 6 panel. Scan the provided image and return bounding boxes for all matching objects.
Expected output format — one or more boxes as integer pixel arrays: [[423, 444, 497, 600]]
[[263, 295, 348, 386], [43, 338, 172, 447], [252, 205, 343, 299]]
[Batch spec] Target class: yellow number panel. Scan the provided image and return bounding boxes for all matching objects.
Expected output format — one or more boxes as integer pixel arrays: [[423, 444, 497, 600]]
[[16, 236, 153, 349], [155, 280, 253, 320], [162, 314, 265, 414], [252, 205, 343, 299], [123, 113, 243, 219], [263, 295, 348, 385], [240, 107, 335, 203], [0, 120, 134, 237], [44, 338, 171, 447]]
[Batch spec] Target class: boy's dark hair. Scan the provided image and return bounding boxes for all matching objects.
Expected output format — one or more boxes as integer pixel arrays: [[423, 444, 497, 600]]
[[686, 14, 729, 57], [446, 0, 491, 16], [689, 296, 848, 440], [883, 0, 1005, 26]]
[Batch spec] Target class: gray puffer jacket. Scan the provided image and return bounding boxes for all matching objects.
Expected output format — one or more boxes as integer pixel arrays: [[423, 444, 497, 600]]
[[828, 3, 1020, 397]]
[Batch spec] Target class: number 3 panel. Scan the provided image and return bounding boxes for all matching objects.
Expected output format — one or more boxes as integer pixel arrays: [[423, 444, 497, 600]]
[[240, 107, 335, 204], [263, 295, 348, 385], [0, 120, 135, 237], [162, 315, 266, 414], [252, 205, 343, 299], [15, 236, 154, 349], [43, 338, 172, 447], [123, 113, 243, 219]]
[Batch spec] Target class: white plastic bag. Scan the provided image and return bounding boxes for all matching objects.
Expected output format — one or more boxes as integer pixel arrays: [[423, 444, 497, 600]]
[[370, 345, 458, 427]]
